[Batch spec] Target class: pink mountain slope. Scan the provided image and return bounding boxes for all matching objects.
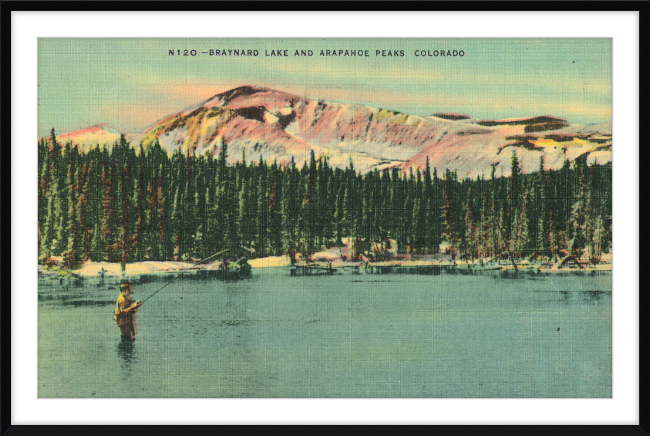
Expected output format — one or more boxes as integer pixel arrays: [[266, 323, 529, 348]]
[[54, 123, 123, 151], [53, 86, 612, 177]]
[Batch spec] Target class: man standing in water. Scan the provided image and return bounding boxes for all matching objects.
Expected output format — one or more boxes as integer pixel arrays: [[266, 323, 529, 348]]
[[114, 282, 142, 341]]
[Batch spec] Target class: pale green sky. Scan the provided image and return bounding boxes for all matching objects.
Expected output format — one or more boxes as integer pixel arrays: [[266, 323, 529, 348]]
[[38, 38, 612, 136]]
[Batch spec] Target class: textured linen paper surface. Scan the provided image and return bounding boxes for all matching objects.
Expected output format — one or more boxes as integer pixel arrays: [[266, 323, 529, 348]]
[[37, 38, 612, 398]]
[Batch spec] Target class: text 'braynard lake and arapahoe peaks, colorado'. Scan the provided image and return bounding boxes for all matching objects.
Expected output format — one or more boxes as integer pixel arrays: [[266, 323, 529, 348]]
[[168, 48, 465, 57]]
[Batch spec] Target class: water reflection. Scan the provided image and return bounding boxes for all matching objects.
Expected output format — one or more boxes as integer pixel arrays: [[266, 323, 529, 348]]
[[116, 340, 137, 372], [39, 272, 613, 398]]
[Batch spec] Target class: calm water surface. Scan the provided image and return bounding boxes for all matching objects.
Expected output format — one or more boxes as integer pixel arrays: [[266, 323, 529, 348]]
[[38, 269, 612, 398]]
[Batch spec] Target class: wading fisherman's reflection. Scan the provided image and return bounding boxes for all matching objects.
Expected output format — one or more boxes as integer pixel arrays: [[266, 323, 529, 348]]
[[114, 282, 142, 341], [116, 338, 137, 370]]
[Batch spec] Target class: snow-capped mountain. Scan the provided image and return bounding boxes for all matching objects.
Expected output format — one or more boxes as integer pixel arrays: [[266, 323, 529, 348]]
[[51, 86, 612, 177]]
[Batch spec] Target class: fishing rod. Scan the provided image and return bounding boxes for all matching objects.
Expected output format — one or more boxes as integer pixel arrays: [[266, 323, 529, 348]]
[[139, 248, 231, 305]]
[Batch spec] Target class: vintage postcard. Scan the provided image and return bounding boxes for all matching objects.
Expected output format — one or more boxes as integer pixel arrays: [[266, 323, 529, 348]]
[[37, 38, 612, 398]]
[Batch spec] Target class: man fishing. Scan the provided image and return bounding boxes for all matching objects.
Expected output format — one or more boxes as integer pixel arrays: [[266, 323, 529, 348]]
[[112, 249, 229, 342], [114, 282, 142, 341]]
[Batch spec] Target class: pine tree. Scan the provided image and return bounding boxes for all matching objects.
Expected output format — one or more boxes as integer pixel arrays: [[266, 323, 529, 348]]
[[193, 163, 208, 260], [256, 163, 270, 257], [171, 186, 184, 260], [342, 183, 355, 241], [183, 151, 196, 257], [90, 223, 101, 261], [40, 176, 58, 262], [512, 187, 529, 257], [78, 164, 93, 262], [301, 150, 318, 256], [238, 178, 253, 250], [157, 167, 169, 260], [117, 165, 131, 272], [402, 189, 414, 254], [510, 151, 523, 204], [146, 171, 160, 260], [333, 182, 345, 246], [54, 144, 75, 255], [101, 159, 117, 262], [462, 190, 477, 261], [132, 146, 146, 261], [218, 144, 239, 252], [88, 149, 106, 261], [430, 167, 442, 253], [63, 164, 82, 269], [537, 157, 552, 259], [411, 197, 424, 253], [569, 157, 589, 258], [38, 139, 52, 254], [478, 185, 493, 258], [318, 158, 334, 247], [442, 169, 458, 259], [204, 159, 218, 257], [600, 164, 613, 255], [268, 162, 283, 254], [281, 160, 298, 263], [556, 158, 571, 254]]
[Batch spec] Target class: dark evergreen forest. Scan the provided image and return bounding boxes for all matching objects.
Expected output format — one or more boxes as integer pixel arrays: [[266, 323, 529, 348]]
[[38, 130, 612, 269]]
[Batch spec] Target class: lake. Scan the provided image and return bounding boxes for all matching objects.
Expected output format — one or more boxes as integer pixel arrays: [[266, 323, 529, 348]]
[[38, 268, 612, 398]]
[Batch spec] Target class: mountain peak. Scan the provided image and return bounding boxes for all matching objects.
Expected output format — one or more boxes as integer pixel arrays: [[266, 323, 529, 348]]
[[198, 85, 303, 111], [59, 123, 121, 139], [214, 85, 273, 103], [50, 123, 123, 150]]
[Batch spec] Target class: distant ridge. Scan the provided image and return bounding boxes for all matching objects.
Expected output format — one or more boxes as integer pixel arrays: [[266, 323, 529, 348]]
[[48, 86, 612, 177], [432, 113, 471, 121]]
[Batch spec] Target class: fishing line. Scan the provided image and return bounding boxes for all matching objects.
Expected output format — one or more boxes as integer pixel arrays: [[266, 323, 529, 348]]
[[140, 248, 230, 305]]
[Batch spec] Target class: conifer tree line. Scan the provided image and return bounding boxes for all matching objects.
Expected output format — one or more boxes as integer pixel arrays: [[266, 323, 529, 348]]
[[38, 129, 612, 269]]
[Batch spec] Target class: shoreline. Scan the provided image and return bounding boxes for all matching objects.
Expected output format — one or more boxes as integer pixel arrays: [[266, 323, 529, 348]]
[[38, 255, 612, 286]]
